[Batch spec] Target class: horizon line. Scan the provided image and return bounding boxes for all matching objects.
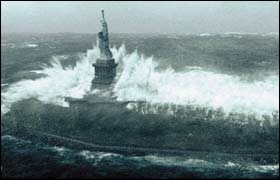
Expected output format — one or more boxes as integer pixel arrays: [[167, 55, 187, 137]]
[[1, 31, 279, 36]]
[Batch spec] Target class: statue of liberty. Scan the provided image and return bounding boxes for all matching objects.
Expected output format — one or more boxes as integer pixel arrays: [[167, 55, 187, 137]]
[[98, 9, 113, 59], [92, 9, 118, 84]]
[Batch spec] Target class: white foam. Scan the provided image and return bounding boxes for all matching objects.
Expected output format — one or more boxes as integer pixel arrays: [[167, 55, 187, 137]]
[[135, 155, 279, 174], [79, 150, 97, 159], [114, 48, 279, 118], [225, 161, 241, 168], [1, 83, 8, 87], [225, 32, 258, 35], [126, 103, 135, 110], [134, 155, 214, 167], [50, 146, 69, 156], [79, 150, 121, 162], [1, 44, 279, 122], [199, 33, 211, 37], [185, 66, 203, 70], [26, 44, 38, 48], [1, 48, 97, 114], [249, 164, 279, 173]]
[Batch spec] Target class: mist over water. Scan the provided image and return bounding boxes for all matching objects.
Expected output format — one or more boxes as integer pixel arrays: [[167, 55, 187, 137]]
[[1, 44, 279, 122]]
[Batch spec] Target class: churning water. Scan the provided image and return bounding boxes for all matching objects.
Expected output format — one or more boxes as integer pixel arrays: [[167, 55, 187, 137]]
[[1, 34, 279, 178], [1, 135, 279, 178], [1, 44, 279, 121]]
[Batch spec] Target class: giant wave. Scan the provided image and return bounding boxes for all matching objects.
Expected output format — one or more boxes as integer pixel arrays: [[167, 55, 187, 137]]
[[1, 44, 279, 123]]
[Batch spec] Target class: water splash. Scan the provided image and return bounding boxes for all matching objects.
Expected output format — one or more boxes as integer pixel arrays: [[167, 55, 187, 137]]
[[1, 44, 279, 121], [1, 45, 96, 115], [114, 48, 279, 119], [1, 44, 127, 115]]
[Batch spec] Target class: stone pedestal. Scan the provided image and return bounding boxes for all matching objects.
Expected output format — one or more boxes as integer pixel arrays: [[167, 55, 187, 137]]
[[92, 58, 118, 84]]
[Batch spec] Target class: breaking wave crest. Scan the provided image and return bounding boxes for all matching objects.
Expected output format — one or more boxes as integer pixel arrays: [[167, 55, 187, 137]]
[[113, 46, 279, 120], [1, 45, 102, 115], [1, 44, 279, 123]]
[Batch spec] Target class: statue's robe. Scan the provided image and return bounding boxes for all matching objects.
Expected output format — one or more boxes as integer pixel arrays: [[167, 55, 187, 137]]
[[98, 20, 113, 59]]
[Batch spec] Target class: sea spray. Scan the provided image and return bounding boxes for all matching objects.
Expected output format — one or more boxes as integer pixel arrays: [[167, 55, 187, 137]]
[[114, 48, 279, 120], [1, 46, 96, 115], [1, 44, 126, 115], [1, 44, 279, 124]]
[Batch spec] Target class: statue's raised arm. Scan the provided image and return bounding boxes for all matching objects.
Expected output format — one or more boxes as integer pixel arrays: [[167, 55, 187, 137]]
[[101, 9, 105, 22], [100, 9, 108, 37]]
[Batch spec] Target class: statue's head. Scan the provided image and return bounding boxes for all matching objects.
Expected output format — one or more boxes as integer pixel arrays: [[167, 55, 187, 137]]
[[98, 32, 103, 38]]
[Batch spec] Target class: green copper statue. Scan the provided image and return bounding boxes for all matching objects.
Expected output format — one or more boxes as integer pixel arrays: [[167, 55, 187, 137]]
[[98, 9, 113, 59]]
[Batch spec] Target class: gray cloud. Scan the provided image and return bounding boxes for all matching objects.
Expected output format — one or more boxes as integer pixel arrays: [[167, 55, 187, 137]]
[[1, 1, 279, 34]]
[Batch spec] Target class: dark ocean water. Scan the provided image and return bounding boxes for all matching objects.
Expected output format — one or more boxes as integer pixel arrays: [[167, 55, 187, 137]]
[[1, 33, 279, 178], [1, 135, 279, 179]]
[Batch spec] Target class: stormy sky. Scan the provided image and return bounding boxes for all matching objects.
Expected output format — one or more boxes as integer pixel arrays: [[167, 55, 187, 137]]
[[1, 1, 279, 34]]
